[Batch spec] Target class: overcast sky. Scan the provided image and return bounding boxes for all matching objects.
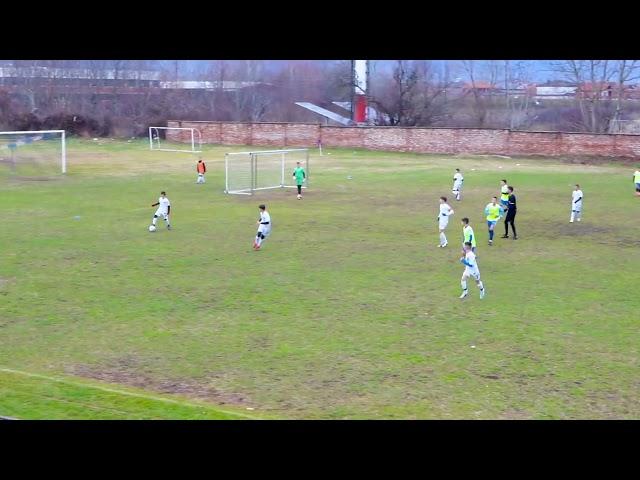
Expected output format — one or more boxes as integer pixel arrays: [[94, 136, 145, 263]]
[[0, 60, 562, 82]]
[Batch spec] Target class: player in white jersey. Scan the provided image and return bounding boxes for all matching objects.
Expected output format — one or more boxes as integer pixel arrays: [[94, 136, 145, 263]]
[[452, 168, 464, 201], [570, 184, 583, 223], [459, 242, 485, 299], [150, 191, 171, 230], [253, 204, 271, 250], [437, 196, 454, 247]]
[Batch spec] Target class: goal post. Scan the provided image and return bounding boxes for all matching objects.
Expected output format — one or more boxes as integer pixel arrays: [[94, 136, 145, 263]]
[[225, 148, 309, 195], [0, 130, 66, 176], [149, 126, 202, 153]]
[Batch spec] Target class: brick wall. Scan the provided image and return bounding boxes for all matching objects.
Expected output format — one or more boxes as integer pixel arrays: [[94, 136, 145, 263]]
[[166, 121, 640, 159]]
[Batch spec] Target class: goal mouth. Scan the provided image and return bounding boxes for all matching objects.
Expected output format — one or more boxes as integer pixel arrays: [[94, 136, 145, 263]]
[[224, 149, 309, 195], [0, 130, 67, 178], [149, 127, 202, 153]]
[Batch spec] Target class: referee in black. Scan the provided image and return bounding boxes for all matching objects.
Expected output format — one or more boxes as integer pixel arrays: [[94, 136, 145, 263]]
[[502, 186, 518, 239]]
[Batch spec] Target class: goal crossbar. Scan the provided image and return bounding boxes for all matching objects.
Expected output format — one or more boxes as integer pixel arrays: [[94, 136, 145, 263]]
[[230, 148, 309, 155]]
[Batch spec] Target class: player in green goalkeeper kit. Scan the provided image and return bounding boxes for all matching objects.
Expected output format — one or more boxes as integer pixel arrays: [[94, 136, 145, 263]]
[[293, 162, 306, 199]]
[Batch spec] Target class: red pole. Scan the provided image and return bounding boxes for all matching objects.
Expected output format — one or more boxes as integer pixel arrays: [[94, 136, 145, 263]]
[[354, 95, 367, 123]]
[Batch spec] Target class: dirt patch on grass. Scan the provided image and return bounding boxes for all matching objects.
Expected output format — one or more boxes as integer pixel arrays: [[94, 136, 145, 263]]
[[553, 222, 610, 237], [364, 196, 423, 210], [499, 409, 534, 420], [67, 359, 251, 407], [552, 222, 637, 247], [7, 175, 61, 183]]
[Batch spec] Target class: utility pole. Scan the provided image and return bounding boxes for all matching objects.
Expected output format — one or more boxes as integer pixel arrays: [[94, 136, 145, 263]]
[[505, 60, 512, 129]]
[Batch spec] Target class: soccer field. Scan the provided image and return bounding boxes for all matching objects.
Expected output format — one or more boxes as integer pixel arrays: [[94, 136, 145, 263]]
[[1, 139, 638, 419]]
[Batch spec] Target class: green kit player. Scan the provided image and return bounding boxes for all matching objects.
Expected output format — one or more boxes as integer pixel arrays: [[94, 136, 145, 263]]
[[461, 217, 477, 255], [293, 161, 306, 199]]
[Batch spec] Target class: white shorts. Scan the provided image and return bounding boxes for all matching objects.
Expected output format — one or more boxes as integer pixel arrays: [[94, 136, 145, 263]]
[[258, 225, 271, 237], [439, 217, 449, 230], [572, 204, 582, 212], [463, 268, 481, 281], [452, 182, 462, 192], [155, 209, 169, 219]]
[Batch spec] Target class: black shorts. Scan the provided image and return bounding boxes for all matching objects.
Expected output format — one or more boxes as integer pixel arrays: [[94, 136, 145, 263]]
[[505, 210, 517, 221]]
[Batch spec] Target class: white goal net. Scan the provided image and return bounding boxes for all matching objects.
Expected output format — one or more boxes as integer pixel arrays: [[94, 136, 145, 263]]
[[0, 130, 66, 178], [225, 148, 309, 195], [149, 127, 202, 153]]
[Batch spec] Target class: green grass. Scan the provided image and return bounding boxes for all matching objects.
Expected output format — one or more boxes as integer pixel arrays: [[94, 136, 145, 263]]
[[1, 138, 639, 419], [0, 369, 257, 420]]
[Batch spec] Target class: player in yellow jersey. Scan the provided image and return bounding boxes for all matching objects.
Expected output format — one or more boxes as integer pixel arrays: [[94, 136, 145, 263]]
[[499, 179, 509, 208], [461, 217, 477, 254], [484, 196, 505, 246]]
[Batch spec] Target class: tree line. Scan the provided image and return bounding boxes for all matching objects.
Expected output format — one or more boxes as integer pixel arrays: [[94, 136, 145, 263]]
[[0, 60, 638, 136]]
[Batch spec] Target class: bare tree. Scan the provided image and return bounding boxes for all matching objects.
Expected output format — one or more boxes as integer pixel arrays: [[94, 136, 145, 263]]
[[370, 60, 420, 125], [206, 60, 230, 120], [230, 60, 273, 121], [461, 60, 496, 127], [323, 60, 353, 103], [610, 60, 640, 130], [505, 61, 535, 129], [368, 61, 450, 126], [551, 60, 616, 132], [412, 61, 449, 126]]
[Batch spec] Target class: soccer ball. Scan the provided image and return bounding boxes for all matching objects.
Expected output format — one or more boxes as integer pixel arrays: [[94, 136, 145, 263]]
[[297, 194, 302, 200], [148, 225, 156, 232]]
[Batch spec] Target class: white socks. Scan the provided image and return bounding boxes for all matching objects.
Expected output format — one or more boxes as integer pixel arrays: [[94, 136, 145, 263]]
[[462, 280, 483, 291], [440, 232, 447, 245]]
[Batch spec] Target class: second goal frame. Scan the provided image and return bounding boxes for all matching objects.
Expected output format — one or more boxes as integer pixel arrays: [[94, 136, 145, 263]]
[[149, 126, 202, 153], [224, 148, 310, 195]]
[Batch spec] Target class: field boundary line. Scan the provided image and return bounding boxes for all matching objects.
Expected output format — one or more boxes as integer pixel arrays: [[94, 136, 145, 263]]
[[0, 367, 260, 420]]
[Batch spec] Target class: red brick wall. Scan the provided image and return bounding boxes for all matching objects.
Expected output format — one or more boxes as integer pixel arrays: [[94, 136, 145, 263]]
[[320, 126, 363, 147], [166, 121, 640, 159]]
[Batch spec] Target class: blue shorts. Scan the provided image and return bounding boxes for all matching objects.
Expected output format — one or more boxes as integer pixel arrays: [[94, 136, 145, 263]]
[[487, 220, 497, 228], [500, 199, 509, 207], [635, 183, 640, 191]]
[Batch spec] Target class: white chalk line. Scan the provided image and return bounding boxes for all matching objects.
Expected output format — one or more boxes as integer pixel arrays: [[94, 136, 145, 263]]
[[0, 367, 259, 420]]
